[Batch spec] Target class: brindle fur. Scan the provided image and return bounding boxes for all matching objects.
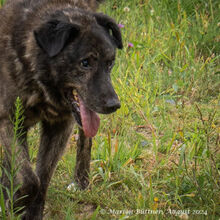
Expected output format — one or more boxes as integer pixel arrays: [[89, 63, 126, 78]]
[[0, 0, 122, 219]]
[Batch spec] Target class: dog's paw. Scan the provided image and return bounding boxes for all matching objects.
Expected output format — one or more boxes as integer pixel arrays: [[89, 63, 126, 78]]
[[67, 182, 80, 192]]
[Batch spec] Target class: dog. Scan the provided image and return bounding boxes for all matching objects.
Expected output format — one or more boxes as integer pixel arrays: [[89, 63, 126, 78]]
[[0, 0, 122, 218]]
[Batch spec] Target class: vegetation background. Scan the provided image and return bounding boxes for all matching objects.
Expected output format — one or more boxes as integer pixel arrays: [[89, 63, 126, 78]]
[[0, 0, 219, 219]]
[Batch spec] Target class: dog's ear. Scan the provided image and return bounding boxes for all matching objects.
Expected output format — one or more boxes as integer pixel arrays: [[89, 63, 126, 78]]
[[94, 13, 123, 49], [34, 20, 80, 57]]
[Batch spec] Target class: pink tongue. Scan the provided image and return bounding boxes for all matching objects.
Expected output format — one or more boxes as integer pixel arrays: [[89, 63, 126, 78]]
[[79, 98, 100, 137]]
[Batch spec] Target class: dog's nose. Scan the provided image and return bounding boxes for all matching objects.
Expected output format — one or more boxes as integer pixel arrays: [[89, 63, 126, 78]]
[[104, 98, 121, 113]]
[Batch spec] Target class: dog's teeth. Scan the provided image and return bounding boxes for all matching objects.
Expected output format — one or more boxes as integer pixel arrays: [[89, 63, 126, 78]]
[[72, 89, 79, 101], [72, 89, 77, 95], [72, 90, 77, 97]]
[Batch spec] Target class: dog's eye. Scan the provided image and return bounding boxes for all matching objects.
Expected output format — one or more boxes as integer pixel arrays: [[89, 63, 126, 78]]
[[81, 59, 90, 68]]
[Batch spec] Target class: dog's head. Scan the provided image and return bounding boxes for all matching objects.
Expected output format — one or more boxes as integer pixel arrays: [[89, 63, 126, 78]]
[[34, 9, 123, 137]]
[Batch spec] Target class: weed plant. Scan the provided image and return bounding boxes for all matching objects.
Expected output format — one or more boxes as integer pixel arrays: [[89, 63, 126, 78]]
[[0, 97, 25, 219]]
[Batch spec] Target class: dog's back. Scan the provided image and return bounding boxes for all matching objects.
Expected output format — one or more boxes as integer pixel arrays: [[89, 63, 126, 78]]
[[1, 0, 101, 13]]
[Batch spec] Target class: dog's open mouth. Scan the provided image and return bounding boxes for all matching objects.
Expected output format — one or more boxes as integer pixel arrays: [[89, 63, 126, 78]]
[[66, 89, 100, 137]]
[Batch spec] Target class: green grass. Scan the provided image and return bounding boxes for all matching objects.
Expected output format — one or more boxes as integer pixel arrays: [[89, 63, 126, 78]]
[[0, 98, 25, 219], [1, 0, 220, 219]]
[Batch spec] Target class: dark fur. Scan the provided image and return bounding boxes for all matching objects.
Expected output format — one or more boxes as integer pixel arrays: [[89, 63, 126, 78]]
[[0, 0, 122, 219]]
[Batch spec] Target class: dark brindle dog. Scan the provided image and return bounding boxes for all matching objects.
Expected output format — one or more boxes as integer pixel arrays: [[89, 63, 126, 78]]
[[0, 0, 122, 218]]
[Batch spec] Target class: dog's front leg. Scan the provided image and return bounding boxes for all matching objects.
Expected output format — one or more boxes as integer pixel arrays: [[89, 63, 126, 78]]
[[74, 128, 92, 189], [24, 119, 74, 220]]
